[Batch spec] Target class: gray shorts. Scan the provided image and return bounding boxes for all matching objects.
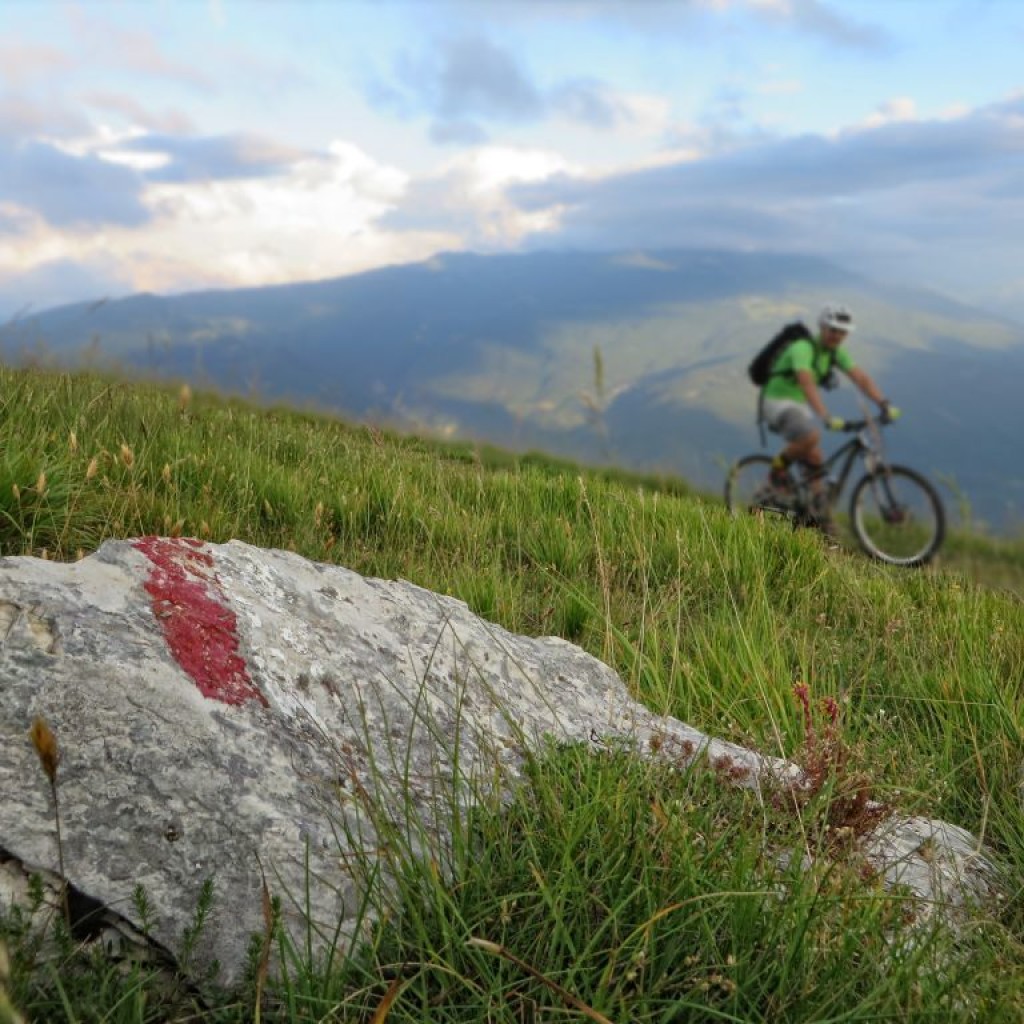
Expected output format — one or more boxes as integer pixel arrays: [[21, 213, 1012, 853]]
[[762, 399, 818, 442]]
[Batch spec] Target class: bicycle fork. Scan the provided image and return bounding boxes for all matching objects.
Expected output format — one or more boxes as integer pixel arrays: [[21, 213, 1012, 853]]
[[866, 468, 908, 524]]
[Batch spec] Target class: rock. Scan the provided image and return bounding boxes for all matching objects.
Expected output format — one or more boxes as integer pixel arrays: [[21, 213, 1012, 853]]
[[0, 539, 997, 988]]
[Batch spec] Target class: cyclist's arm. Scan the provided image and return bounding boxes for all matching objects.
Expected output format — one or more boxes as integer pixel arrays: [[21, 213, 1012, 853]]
[[795, 369, 829, 419], [846, 366, 886, 406]]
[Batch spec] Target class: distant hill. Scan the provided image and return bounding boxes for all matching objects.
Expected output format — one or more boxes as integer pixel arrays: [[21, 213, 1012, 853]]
[[4, 248, 1023, 532]]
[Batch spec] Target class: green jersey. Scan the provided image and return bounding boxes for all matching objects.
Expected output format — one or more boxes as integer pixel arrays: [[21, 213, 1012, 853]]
[[762, 337, 855, 403]]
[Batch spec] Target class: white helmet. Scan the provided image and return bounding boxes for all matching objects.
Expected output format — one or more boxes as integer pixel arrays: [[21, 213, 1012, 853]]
[[819, 303, 855, 333]]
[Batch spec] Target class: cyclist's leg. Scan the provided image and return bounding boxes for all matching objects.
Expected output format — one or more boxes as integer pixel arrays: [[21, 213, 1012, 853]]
[[765, 401, 836, 533], [789, 433, 839, 535], [788, 431, 825, 494], [759, 401, 801, 500], [765, 401, 821, 485]]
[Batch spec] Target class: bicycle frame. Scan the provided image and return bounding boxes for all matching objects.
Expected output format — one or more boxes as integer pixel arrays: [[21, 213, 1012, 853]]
[[799, 435, 865, 504], [791, 417, 890, 514], [790, 434, 864, 512]]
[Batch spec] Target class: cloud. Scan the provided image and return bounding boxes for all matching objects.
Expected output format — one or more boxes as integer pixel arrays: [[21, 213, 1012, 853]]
[[518, 97, 1024, 213], [0, 93, 92, 141], [434, 35, 545, 121], [375, 34, 543, 141], [371, 33, 654, 142], [745, 0, 890, 50], [662, 83, 781, 159], [0, 139, 451, 314], [429, 119, 490, 145], [0, 42, 75, 88], [0, 138, 150, 228], [501, 97, 1024, 294], [858, 97, 918, 129], [65, 8, 215, 91], [382, 145, 577, 246], [550, 79, 644, 129], [81, 92, 197, 135], [121, 133, 311, 184]]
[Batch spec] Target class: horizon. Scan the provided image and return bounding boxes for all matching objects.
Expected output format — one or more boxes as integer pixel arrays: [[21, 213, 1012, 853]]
[[2, 1, 1023, 324], [9, 246, 1016, 330]]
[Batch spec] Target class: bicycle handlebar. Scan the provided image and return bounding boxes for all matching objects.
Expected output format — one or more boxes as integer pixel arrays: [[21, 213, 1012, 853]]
[[840, 416, 893, 432]]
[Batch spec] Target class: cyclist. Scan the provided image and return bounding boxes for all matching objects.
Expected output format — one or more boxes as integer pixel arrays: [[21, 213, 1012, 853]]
[[758, 303, 901, 534]]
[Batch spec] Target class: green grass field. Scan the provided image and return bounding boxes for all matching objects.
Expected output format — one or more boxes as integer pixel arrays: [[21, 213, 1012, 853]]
[[1, 365, 1021, 1022]]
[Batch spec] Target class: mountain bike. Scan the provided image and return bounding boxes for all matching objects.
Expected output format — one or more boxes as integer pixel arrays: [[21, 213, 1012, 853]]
[[724, 416, 945, 567]]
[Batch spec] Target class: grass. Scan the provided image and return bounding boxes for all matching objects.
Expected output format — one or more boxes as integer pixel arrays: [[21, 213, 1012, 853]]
[[1, 363, 1022, 1021]]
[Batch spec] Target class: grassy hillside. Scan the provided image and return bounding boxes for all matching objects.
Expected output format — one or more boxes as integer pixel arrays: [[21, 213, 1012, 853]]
[[1, 365, 1022, 1022], [11, 248, 1024, 532]]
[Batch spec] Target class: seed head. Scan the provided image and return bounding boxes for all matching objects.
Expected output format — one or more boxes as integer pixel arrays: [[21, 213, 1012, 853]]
[[29, 716, 60, 784], [120, 444, 134, 468], [85, 457, 99, 480]]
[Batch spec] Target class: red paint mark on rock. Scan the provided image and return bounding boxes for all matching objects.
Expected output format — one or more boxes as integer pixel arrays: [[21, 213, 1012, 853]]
[[134, 537, 267, 707]]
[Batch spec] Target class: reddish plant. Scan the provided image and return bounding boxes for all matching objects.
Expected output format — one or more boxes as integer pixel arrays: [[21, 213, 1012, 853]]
[[785, 682, 886, 844]]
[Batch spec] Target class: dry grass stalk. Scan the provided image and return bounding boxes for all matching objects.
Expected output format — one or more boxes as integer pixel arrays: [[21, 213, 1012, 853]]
[[369, 977, 405, 1023], [252, 856, 275, 1024], [467, 937, 615, 1024], [28, 717, 70, 928]]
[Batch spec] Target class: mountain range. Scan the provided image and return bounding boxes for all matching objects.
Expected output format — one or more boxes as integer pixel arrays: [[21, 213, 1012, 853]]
[[4, 248, 1022, 533]]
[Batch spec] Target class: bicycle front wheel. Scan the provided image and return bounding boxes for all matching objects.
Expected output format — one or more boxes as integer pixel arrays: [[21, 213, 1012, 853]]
[[848, 465, 945, 567], [725, 454, 781, 516]]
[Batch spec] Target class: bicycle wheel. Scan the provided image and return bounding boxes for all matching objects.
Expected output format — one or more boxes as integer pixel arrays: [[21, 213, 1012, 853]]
[[725, 454, 789, 517], [848, 465, 945, 567]]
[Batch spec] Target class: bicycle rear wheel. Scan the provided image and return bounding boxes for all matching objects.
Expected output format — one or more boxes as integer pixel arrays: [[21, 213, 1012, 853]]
[[725, 454, 790, 517], [848, 465, 945, 567]]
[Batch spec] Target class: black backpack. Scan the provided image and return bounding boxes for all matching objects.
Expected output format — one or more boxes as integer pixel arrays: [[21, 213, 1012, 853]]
[[748, 321, 812, 386]]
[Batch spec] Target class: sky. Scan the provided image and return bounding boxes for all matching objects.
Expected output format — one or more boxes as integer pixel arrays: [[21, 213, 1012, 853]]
[[2, 0, 1023, 321]]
